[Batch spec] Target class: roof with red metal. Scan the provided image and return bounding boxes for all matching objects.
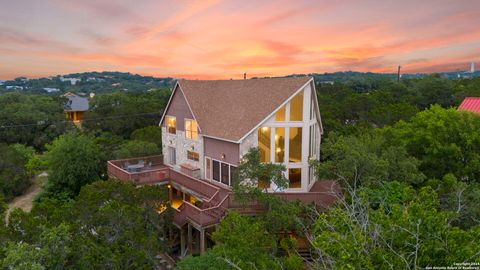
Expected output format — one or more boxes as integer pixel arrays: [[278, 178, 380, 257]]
[[458, 97, 480, 114]]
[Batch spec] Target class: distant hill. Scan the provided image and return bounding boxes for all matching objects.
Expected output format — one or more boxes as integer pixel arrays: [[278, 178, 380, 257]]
[[0, 71, 175, 95], [2, 70, 479, 95]]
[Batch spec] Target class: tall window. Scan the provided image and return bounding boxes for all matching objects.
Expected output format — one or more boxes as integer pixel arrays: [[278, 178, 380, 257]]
[[185, 119, 198, 140], [275, 128, 285, 163], [212, 160, 220, 182], [290, 92, 303, 121], [166, 116, 176, 134], [275, 105, 286, 121], [221, 163, 229, 185], [258, 127, 271, 162], [289, 127, 302, 163]]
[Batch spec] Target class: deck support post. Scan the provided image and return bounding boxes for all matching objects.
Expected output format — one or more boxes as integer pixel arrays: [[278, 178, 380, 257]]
[[180, 227, 186, 257], [200, 228, 205, 254], [187, 223, 193, 255]]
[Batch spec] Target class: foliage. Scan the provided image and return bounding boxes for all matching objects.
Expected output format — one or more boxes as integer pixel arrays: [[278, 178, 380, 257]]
[[386, 105, 480, 181], [42, 133, 104, 200], [0, 144, 36, 200], [113, 140, 160, 159], [3, 180, 171, 269], [312, 182, 480, 269], [0, 93, 65, 149], [82, 89, 170, 138], [178, 212, 303, 270], [314, 131, 425, 188], [131, 126, 163, 147]]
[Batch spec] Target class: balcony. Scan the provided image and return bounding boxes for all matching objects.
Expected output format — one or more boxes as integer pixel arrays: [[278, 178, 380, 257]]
[[107, 155, 341, 228]]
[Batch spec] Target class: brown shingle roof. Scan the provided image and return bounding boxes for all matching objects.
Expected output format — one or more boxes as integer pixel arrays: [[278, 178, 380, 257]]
[[178, 76, 312, 142]]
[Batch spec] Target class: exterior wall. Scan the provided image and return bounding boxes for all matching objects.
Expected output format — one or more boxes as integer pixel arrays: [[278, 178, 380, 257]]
[[161, 87, 203, 177], [161, 87, 194, 131], [239, 130, 258, 158], [239, 81, 322, 193], [204, 137, 240, 165], [162, 127, 204, 177]]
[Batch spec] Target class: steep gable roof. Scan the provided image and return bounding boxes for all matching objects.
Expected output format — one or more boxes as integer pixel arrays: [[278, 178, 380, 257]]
[[176, 76, 312, 142], [458, 97, 480, 114]]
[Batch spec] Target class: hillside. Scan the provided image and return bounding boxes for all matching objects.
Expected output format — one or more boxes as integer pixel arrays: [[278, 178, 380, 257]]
[[0, 71, 175, 95]]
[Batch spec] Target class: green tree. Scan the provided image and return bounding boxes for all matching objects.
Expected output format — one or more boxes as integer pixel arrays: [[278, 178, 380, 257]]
[[42, 133, 103, 200], [131, 126, 162, 147], [113, 140, 160, 159], [387, 105, 480, 181], [0, 144, 35, 200]]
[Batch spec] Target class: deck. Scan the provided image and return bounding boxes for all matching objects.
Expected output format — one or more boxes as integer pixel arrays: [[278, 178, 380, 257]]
[[107, 155, 341, 228]]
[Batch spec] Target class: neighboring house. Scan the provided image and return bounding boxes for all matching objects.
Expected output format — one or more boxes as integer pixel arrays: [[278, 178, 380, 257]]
[[107, 77, 339, 257], [60, 77, 81, 85], [458, 97, 480, 114], [64, 92, 89, 123]]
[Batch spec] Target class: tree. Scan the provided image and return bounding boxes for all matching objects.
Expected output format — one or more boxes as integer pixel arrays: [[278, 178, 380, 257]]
[[113, 140, 160, 159], [0, 144, 35, 200], [4, 180, 171, 269], [42, 133, 103, 200], [386, 105, 480, 181], [310, 182, 480, 269], [131, 126, 162, 147], [314, 131, 425, 188]]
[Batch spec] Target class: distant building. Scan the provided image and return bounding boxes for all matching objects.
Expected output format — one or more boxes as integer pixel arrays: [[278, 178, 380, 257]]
[[458, 97, 480, 114], [6, 85, 24, 90], [0, 80, 4, 86], [60, 77, 81, 85], [63, 92, 89, 124], [471, 62, 476, 73], [43, 87, 60, 93]]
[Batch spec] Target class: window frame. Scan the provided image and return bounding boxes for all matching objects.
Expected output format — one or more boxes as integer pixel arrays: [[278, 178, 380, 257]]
[[187, 150, 199, 161], [166, 115, 177, 134], [184, 118, 198, 140]]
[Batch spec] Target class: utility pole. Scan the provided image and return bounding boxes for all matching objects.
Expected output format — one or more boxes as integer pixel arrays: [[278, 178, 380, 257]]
[[243, 72, 247, 80], [397, 65, 401, 82]]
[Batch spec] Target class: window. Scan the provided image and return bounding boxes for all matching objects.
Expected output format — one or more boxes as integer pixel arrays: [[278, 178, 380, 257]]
[[275, 105, 286, 121], [212, 160, 220, 182], [290, 92, 303, 121], [258, 127, 271, 162], [210, 159, 236, 186], [168, 147, 176, 165], [221, 163, 229, 185], [166, 116, 176, 134], [187, 150, 199, 161], [275, 128, 285, 163], [205, 157, 211, 179], [289, 168, 301, 188], [289, 127, 302, 163], [185, 119, 198, 140]]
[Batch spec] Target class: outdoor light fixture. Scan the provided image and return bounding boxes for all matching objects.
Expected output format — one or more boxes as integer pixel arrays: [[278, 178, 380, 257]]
[[167, 184, 171, 189], [191, 145, 195, 151], [221, 153, 226, 160]]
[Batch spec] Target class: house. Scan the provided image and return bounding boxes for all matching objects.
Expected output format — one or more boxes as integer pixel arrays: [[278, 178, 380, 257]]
[[43, 87, 60, 93], [63, 92, 89, 123], [107, 77, 340, 257], [60, 77, 81, 85], [160, 77, 322, 192], [458, 97, 480, 114]]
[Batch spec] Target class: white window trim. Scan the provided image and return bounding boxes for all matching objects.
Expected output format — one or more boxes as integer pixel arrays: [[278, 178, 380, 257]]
[[184, 118, 198, 141], [209, 158, 237, 187]]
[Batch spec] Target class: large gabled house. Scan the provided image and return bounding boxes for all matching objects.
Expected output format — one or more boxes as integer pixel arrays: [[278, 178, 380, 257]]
[[159, 76, 322, 191], [107, 76, 339, 257]]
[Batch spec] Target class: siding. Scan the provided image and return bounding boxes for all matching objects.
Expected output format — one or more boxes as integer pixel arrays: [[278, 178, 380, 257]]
[[162, 86, 194, 131], [204, 137, 239, 165]]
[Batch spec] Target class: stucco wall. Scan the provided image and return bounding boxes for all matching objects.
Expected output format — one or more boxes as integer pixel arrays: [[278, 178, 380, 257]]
[[204, 137, 240, 165]]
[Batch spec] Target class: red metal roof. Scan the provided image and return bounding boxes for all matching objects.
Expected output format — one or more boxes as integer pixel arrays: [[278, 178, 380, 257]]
[[458, 97, 480, 114]]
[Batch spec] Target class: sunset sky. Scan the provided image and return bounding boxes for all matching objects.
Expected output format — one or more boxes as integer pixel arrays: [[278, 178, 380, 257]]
[[1, 0, 479, 80]]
